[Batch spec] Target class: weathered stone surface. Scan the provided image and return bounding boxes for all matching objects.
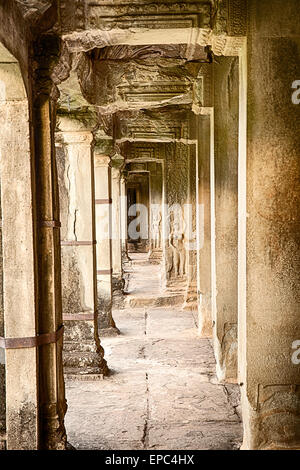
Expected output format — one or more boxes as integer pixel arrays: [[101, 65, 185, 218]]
[[56, 119, 108, 377], [0, 0, 299, 452], [124, 253, 185, 309], [94, 152, 119, 335], [213, 56, 239, 383], [65, 254, 242, 450], [238, 0, 300, 450]]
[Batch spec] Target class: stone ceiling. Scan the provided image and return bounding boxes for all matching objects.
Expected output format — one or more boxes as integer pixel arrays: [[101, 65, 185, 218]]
[[53, 0, 245, 161]]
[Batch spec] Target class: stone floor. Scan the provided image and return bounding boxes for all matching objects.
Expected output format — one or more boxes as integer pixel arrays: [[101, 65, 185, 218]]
[[65, 253, 243, 450]]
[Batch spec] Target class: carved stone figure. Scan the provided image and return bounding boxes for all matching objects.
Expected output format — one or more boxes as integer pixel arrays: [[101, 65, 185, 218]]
[[152, 209, 162, 249]]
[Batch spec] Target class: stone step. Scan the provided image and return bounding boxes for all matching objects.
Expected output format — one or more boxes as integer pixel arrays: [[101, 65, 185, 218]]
[[64, 369, 105, 381], [125, 293, 185, 308]]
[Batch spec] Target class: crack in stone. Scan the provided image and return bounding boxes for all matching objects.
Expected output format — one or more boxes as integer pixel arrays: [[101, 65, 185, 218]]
[[73, 208, 78, 241], [141, 307, 150, 449], [138, 345, 145, 359], [144, 308, 148, 336], [141, 372, 150, 450]]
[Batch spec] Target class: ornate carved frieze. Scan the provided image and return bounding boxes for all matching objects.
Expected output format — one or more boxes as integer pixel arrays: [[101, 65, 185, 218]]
[[118, 122, 186, 142], [121, 142, 166, 162], [117, 81, 192, 105], [86, 1, 212, 30], [116, 107, 190, 141], [129, 144, 158, 161], [91, 44, 208, 61]]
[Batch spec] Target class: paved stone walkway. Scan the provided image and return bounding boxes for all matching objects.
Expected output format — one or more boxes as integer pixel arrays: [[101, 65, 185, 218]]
[[65, 253, 243, 450]]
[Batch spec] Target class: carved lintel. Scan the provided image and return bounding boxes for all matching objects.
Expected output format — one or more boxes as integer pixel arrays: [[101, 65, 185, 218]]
[[212, 34, 246, 56]]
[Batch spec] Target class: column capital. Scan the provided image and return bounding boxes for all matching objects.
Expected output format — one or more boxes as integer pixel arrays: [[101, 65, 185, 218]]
[[120, 169, 128, 182], [111, 153, 125, 171], [94, 154, 111, 168], [93, 129, 114, 157], [56, 131, 93, 146], [56, 111, 97, 134]]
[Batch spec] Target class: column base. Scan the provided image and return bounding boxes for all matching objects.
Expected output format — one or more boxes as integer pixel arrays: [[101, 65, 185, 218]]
[[97, 289, 120, 335], [112, 274, 125, 309], [241, 386, 300, 450], [99, 326, 120, 337], [97, 310, 120, 337], [214, 323, 238, 384], [112, 274, 125, 292], [63, 347, 109, 377], [198, 295, 213, 338], [182, 289, 198, 311], [40, 400, 68, 450], [63, 318, 109, 377], [122, 250, 132, 263]]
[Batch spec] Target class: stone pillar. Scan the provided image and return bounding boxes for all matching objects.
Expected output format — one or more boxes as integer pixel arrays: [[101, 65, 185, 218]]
[[32, 92, 67, 450], [197, 113, 213, 338], [184, 143, 198, 312], [56, 116, 108, 377], [0, 58, 40, 450], [0, 47, 67, 449], [213, 57, 239, 383], [163, 142, 189, 288], [120, 170, 130, 262], [94, 151, 118, 335], [111, 154, 125, 292], [161, 159, 168, 288], [239, 0, 300, 449], [148, 162, 163, 263]]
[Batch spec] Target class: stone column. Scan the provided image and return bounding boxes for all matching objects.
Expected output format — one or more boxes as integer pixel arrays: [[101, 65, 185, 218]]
[[161, 159, 168, 288], [56, 115, 108, 377], [197, 113, 213, 338], [0, 46, 67, 449], [111, 154, 125, 293], [183, 143, 198, 312], [120, 170, 130, 262], [0, 57, 40, 450], [94, 150, 118, 335], [213, 57, 239, 383], [32, 92, 68, 450], [239, 0, 300, 449], [148, 162, 163, 264]]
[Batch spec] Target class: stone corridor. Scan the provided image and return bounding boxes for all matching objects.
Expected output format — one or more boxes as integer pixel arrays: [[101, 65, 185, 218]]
[[65, 254, 243, 450], [0, 1, 299, 451]]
